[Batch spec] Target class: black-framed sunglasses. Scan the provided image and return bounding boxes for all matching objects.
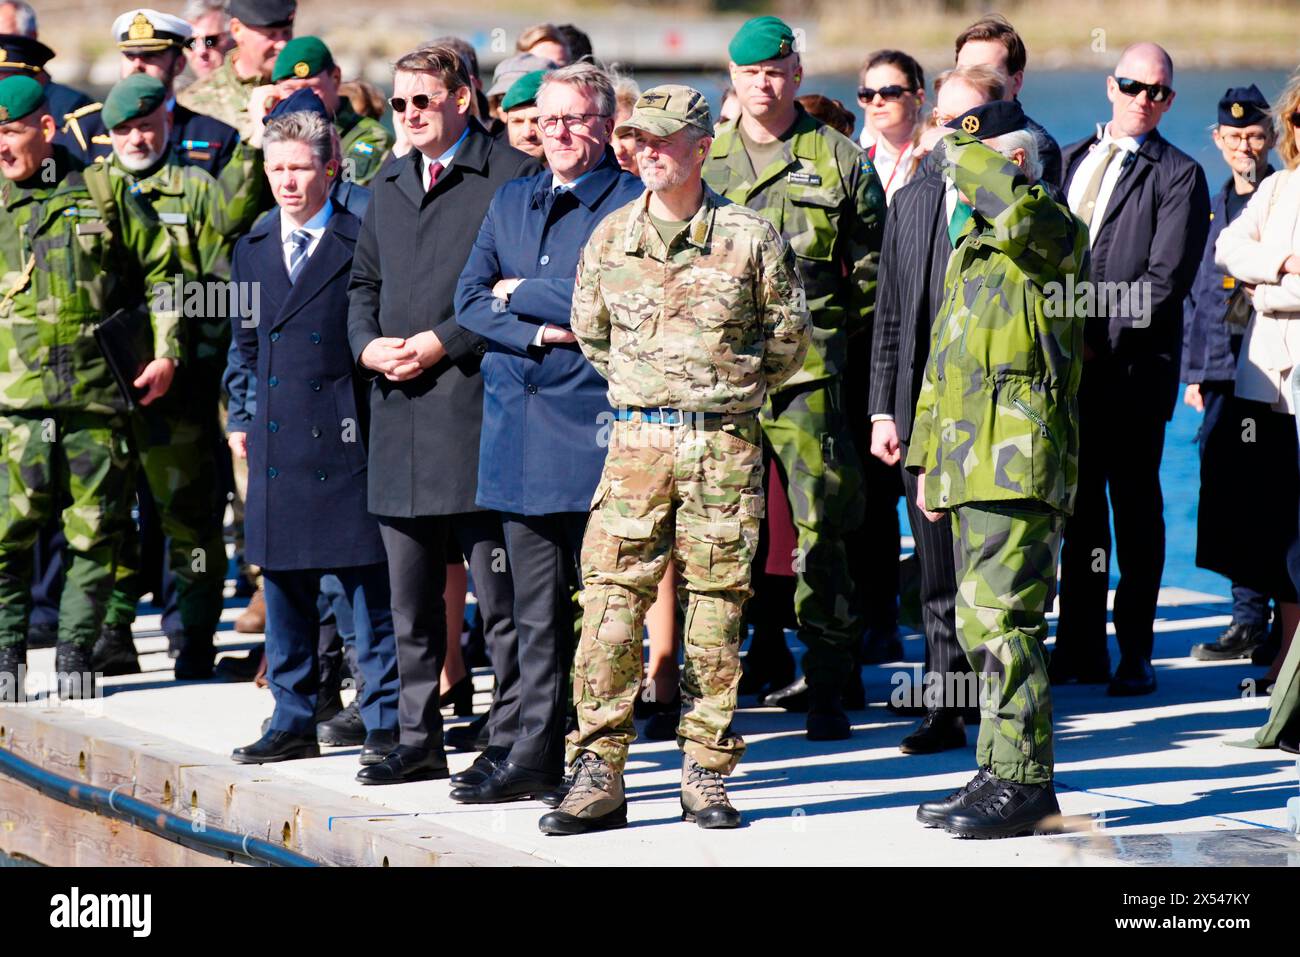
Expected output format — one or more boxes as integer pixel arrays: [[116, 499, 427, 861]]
[[857, 85, 915, 102], [388, 92, 447, 113], [1115, 76, 1173, 103], [188, 33, 229, 50]]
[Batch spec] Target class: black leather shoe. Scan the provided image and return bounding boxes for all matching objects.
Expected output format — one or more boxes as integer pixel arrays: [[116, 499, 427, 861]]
[[26, 621, 57, 649], [359, 730, 397, 766], [450, 745, 509, 786], [54, 641, 96, 699], [943, 777, 1061, 839], [439, 674, 474, 717], [91, 624, 140, 677], [450, 761, 561, 804], [1192, 622, 1267, 661], [173, 645, 215, 681], [806, 684, 851, 741], [317, 701, 365, 746], [900, 709, 966, 755], [446, 712, 490, 752], [232, 730, 320, 764], [0, 643, 26, 702], [916, 768, 996, 827], [214, 650, 264, 683], [355, 744, 449, 785], [540, 771, 573, 809], [762, 675, 809, 712], [1108, 658, 1157, 697]]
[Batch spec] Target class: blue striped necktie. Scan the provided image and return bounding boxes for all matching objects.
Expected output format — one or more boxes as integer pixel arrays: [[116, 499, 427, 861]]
[[287, 229, 311, 283]]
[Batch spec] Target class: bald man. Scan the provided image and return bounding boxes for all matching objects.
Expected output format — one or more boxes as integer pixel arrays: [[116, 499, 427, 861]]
[[1053, 43, 1209, 696]]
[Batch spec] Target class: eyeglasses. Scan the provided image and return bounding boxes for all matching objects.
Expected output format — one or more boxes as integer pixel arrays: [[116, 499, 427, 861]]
[[189, 34, 229, 50], [1220, 130, 1270, 149], [1115, 76, 1173, 103], [857, 85, 915, 102], [538, 113, 609, 135], [388, 92, 448, 113]]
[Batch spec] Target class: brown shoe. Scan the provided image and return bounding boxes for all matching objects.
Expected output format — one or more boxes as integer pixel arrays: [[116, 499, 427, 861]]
[[235, 589, 265, 634], [537, 752, 627, 835], [681, 757, 741, 829]]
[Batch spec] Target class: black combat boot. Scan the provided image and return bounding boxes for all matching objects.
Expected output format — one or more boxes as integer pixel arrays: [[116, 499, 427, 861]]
[[916, 767, 995, 826], [1192, 622, 1267, 661], [805, 682, 851, 741], [54, 641, 96, 700], [0, 643, 26, 703], [91, 624, 141, 677], [942, 776, 1061, 839]]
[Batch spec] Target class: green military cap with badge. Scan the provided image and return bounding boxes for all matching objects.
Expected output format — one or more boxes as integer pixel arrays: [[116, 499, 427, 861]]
[[501, 70, 546, 112], [102, 73, 168, 130], [728, 15, 796, 66], [0, 74, 47, 124], [615, 84, 713, 138], [272, 36, 334, 83]]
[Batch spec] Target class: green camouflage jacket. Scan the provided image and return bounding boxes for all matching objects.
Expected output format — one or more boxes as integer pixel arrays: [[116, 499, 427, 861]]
[[572, 186, 809, 413], [111, 142, 264, 373], [337, 101, 393, 186], [905, 132, 1089, 513], [176, 51, 262, 142], [704, 105, 884, 388], [0, 146, 180, 415]]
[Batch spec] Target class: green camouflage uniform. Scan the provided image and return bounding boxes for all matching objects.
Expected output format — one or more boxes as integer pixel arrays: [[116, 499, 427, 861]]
[[703, 105, 884, 690], [569, 187, 809, 774], [176, 51, 263, 143], [336, 101, 392, 186], [102, 143, 265, 640], [0, 146, 179, 650], [905, 132, 1089, 783]]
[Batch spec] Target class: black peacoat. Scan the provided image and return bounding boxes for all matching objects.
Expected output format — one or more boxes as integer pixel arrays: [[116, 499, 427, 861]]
[[347, 121, 543, 518], [232, 202, 387, 571]]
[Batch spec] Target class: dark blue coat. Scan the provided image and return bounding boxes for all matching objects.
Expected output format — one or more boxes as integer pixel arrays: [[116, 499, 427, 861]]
[[86, 103, 239, 176], [1180, 173, 1269, 385], [231, 201, 387, 571], [455, 152, 643, 515]]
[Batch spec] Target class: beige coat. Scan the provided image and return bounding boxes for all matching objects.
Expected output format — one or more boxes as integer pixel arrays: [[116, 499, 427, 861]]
[[1215, 167, 1300, 413]]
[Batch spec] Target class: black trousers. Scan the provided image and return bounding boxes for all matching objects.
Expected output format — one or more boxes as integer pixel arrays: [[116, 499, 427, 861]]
[[378, 511, 518, 752], [500, 512, 585, 774], [1057, 365, 1169, 664], [899, 443, 967, 703]]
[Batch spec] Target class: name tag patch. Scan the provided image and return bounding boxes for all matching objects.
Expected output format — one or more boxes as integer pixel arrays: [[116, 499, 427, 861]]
[[787, 170, 821, 186]]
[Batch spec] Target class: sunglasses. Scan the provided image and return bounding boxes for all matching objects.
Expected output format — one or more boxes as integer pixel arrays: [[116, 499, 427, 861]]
[[1115, 76, 1173, 103], [189, 34, 229, 49], [858, 85, 915, 102], [388, 92, 448, 113]]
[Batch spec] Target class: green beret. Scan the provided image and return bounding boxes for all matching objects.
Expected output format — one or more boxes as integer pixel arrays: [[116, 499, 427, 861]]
[[102, 73, 168, 130], [501, 70, 546, 112], [272, 36, 335, 84], [728, 15, 796, 66], [0, 75, 47, 125]]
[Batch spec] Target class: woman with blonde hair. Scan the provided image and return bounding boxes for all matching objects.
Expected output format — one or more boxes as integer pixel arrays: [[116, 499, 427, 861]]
[[1214, 71, 1300, 693]]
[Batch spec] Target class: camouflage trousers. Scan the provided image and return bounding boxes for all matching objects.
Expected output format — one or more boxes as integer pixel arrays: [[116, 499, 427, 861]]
[[567, 415, 764, 775], [103, 388, 226, 642], [762, 378, 865, 689], [951, 502, 1062, 784], [0, 411, 133, 649]]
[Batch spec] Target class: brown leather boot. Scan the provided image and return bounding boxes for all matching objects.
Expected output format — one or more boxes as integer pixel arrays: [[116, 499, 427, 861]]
[[235, 589, 266, 634]]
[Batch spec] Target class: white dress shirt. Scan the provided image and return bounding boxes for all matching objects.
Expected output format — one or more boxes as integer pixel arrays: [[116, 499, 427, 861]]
[[421, 124, 470, 189], [280, 200, 333, 276], [1067, 123, 1146, 246]]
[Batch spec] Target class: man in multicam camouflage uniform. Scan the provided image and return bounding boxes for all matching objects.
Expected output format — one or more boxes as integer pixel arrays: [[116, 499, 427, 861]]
[[906, 109, 1088, 839], [92, 73, 263, 680], [0, 74, 179, 698], [538, 85, 809, 837], [703, 16, 885, 740], [176, 0, 294, 143]]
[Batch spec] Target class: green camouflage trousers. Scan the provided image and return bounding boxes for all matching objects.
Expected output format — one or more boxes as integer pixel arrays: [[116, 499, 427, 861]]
[[951, 502, 1062, 784], [103, 382, 226, 641], [567, 415, 764, 774], [0, 411, 133, 649], [762, 379, 865, 688]]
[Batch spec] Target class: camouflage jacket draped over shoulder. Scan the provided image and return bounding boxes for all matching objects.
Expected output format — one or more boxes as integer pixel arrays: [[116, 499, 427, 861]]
[[0, 147, 180, 415], [905, 131, 1089, 514], [570, 185, 809, 413], [704, 105, 884, 388]]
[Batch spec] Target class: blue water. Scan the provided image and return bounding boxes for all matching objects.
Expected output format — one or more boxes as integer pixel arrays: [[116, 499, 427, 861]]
[[641, 67, 1281, 599]]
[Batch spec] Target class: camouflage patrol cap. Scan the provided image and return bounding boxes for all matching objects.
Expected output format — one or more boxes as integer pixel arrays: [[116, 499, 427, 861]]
[[501, 70, 546, 112], [728, 16, 796, 66], [0, 74, 46, 124], [272, 36, 334, 83], [102, 72, 167, 129], [615, 84, 713, 138]]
